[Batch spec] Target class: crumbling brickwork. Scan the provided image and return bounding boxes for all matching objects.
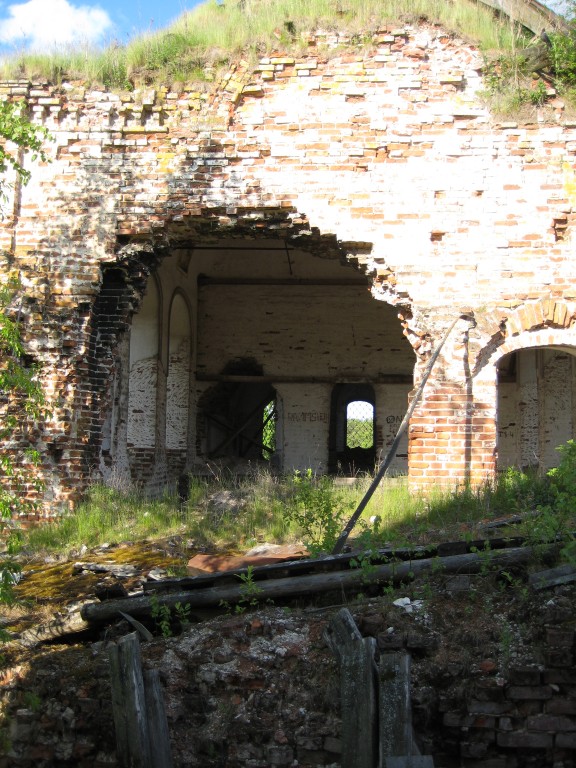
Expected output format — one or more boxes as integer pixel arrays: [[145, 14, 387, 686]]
[[2, 24, 576, 513]]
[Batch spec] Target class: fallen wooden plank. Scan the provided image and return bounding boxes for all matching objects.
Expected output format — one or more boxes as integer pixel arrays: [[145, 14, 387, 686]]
[[326, 610, 378, 768], [18, 602, 92, 647], [81, 545, 555, 625], [323, 606, 363, 664], [143, 536, 531, 594], [528, 563, 576, 590]]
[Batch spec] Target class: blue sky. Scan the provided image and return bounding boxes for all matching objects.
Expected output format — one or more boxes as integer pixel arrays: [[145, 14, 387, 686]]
[[0, 0, 205, 51], [0, 0, 569, 52]]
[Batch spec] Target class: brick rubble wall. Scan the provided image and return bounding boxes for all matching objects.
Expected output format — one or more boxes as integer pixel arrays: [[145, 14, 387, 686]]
[[2, 24, 576, 508]]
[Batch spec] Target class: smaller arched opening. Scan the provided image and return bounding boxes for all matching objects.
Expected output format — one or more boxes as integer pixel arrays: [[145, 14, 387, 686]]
[[197, 358, 279, 468], [329, 384, 376, 475], [497, 345, 576, 474]]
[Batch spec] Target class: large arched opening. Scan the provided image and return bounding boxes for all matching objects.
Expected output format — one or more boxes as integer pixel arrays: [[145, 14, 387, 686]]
[[497, 345, 576, 473], [92, 217, 415, 492]]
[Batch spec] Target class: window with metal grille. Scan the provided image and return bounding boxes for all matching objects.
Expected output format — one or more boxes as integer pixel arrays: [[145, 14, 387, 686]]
[[346, 400, 374, 449], [262, 399, 277, 459]]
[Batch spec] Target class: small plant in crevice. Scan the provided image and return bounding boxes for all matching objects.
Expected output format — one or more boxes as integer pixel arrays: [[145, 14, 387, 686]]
[[22, 691, 42, 713], [237, 565, 265, 612], [498, 619, 515, 671], [150, 599, 193, 635], [220, 565, 266, 614], [469, 540, 493, 577], [174, 601, 192, 629], [150, 594, 173, 638]]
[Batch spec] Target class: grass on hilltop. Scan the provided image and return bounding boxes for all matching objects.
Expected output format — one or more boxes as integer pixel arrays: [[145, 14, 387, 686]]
[[0, 0, 529, 90]]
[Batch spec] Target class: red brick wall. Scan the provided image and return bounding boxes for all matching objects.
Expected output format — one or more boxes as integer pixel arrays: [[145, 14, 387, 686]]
[[2, 23, 576, 507]]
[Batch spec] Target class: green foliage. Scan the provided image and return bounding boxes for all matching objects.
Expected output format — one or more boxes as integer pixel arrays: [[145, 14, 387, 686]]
[[0, 97, 50, 606], [236, 565, 264, 611], [470, 540, 494, 576], [20, 440, 576, 574], [0, 281, 46, 604], [549, 28, 576, 87], [349, 550, 381, 584], [346, 418, 373, 449], [287, 469, 354, 555], [25, 483, 185, 552], [482, 14, 576, 115], [149, 595, 192, 636], [262, 400, 276, 458], [480, 50, 549, 114], [0, 105, 50, 605], [174, 601, 192, 628], [532, 439, 576, 561], [150, 594, 173, 637], [0, 102, 50, 194], [220, 565, 265, 614], [22, 691, 42, 712]]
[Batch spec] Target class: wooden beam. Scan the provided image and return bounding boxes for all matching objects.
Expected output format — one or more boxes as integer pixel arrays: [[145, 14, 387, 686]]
[[198, 277, 369, 286], [476, 0, 568, 34], [196, 373, 413, 384], [82, 545, 552, 625]]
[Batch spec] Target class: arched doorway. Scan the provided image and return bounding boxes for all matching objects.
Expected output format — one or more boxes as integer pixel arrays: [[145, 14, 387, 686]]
[[497, 346, 576, 473], [198, 359, 278, 465], [329, 384, 376, 475]]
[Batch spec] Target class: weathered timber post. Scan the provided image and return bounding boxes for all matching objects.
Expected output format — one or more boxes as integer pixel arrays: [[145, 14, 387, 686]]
[[108, 632, 173, 768], [379, 652, 413, 758], [325, 608, 378, 768], [379, 652, 434, 768], [325, 610, 434, 768], [143, 668, 174, 768]]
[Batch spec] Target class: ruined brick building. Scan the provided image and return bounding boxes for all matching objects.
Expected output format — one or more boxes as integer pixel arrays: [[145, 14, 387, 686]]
[[2, 2, 576, 515]]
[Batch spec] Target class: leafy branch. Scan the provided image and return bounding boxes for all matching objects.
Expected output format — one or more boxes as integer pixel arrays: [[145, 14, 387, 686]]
[[0, 101, 50, 188]]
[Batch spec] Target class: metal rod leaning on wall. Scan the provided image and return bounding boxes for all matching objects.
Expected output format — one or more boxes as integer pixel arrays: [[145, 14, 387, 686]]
[[331, 313, 476, 556]]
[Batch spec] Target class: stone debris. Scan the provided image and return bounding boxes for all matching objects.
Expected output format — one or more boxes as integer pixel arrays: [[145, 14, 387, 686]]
[[392, 597, 424, 614]]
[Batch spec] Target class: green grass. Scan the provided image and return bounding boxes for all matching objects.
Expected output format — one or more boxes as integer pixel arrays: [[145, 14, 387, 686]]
[[0, 0, 528, 89], [22, 458, 571, 560], [23, 484, 186, 552]]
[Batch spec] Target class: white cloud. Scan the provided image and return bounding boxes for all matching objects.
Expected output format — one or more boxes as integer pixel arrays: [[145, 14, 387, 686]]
[[0, 0, 113, 49]]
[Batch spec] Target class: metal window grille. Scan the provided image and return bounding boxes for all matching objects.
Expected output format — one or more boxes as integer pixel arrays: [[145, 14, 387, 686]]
[[346, 400, 374, 448], [262, 400, 277, 457]]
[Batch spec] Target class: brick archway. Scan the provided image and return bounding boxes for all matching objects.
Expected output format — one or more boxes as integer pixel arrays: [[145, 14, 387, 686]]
[[474, 305, 576, 477]]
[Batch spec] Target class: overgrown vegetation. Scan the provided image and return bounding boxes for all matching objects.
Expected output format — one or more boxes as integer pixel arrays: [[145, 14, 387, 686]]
[[477, 2, 576, 115], [0, 106, 50, 606], [22, 441, 576, 565], [0, 281, 46, 604], [0, 0, 529, 89]]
